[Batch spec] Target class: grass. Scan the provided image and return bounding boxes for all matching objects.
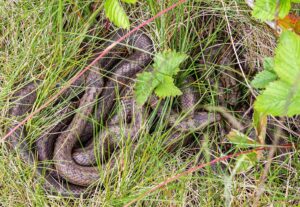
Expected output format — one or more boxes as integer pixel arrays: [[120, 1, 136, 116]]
[[0, 0, 299, 206]]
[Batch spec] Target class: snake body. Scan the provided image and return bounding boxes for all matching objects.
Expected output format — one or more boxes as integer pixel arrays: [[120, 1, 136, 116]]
[[7, 82, 87, 196], [52, 30, 153, 187], [7, 29, 219, 196]]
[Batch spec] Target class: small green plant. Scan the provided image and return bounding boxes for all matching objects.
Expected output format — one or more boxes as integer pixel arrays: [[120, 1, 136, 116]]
[[104, 0, 137, 29], [252, 30, 300, 116], [252, 0, 300, 21], [227, 0, 300, 173], [250, 57, 277, 89], [134, 50, 188, 105], [226, 130, 260, 173]]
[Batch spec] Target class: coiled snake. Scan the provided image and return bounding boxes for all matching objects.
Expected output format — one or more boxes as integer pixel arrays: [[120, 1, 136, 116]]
[[7, 29, 220, 197]]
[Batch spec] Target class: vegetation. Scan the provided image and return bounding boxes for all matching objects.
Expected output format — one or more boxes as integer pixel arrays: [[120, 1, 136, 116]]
[[135, 50, 187, 105], [0, 0, 299, 206]]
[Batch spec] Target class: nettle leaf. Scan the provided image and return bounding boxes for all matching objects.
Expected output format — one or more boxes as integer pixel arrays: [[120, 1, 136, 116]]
[[274, 31, 300, 85], [254, 80, 300, 116], [134, 50, 188, 105], [153, 50, 187, 77], [252, 0, 276, 21], [251, 70, 277, 89], [251, 58, 277, 89], [135, 72, 159, 105], [104, 0, 130, 29], [254, 31, 300, 116], [252, 0, 291, 21], [155, 76, 182, 98], [263, 57, 274, 71]]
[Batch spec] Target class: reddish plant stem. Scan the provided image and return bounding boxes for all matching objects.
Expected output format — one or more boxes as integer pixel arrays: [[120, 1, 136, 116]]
[[2, 0, 187, 141], [123, 144, 293, 207]]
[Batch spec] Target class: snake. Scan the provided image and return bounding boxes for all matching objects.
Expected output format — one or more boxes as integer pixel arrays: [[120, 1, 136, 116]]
[[6, 28, 220, 197]]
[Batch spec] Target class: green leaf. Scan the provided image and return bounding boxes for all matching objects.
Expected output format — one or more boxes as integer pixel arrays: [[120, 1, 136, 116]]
[[278, 0, 291, 19], [252, 0, 277, 21], [227, 129, 259, 149], [235, 152, 258, 174], [251, 57, 277, 89], [254, 80, 300, 116], [104, 0, 130, 29], [153, 50, 187, 78], [254, 31, 300, 117], [274, 30, 300, 85], [251, 70, 277, 89], [263, 57, 274, 71], [121, 0, 137, 3], [155, 76, 182, 98], [252, 0, 291, 21], [134, 50, 188, 105], [134, 72, 159, 105]]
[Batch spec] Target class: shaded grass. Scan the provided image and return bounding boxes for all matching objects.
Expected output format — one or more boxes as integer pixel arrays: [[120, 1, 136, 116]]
[[0, 0, 299, 206]]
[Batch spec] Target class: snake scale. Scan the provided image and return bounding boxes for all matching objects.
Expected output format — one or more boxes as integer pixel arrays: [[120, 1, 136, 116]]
[[7, 29, 220, 197]]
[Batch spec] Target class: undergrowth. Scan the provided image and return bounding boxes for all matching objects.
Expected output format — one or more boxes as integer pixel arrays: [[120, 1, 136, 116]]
[[0, 0, 299, 206]]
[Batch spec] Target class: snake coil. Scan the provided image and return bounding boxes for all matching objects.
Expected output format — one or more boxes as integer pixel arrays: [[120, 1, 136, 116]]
[[7, 29, 219, 197]]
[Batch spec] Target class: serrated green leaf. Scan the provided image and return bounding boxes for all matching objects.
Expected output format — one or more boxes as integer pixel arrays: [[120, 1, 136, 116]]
[[153, 50, 187, 77], [254, 31, 300, 117], [254, 80, 300, 116], [154, 76, 182, 98], [252, 0, 277, 21], [251, 57, 277, 89], [227, 129, 259, 148], [121, 0, 137, 3], [134, 72, 159, 105], [263, 57, 274, 71], [274, 30, 300, 85], [252, 0, 291, 21], [104, 0, 130, 29], [134, 50, 188, 105], [235, 152, 258, 174], [251, 70, 277, 89]]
